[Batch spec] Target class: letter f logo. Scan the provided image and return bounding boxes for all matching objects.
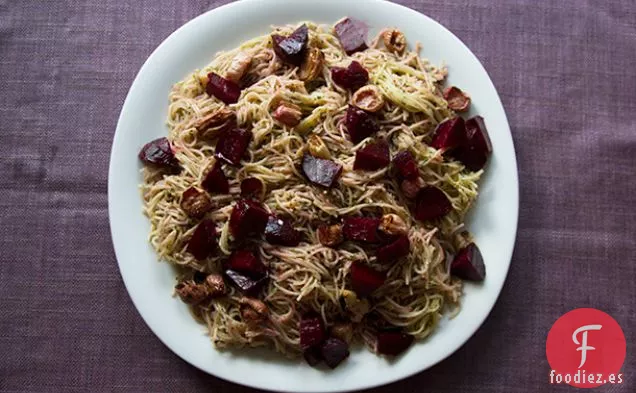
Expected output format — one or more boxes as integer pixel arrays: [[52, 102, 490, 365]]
[[572, 324, 602, 368]]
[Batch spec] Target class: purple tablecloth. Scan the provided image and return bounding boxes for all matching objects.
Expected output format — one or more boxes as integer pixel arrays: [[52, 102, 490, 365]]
[[1, 1, 634, 392]]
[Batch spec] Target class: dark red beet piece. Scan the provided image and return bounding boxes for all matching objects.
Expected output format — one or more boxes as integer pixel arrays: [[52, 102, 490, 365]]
[[301, 153, 343, 188], [271, 24, 308, 66], [376, 235, 410, 264], [452, 116, 492, 171], [224, 269, 268, 296], [331, 61, 369, 91], [431, 117, 466, 152], [320, 337, 350, 369], [300, 315, 326, 349], [226, 249, 267, 279], [186, 219, 217, 260], [334, 18, 368, 55], [138, 137, 180, 170], [343, 217, 381, 243], [450, 243, 486, 281], [264, 215, 301, 246], [345, 105, 379, 144], [240, 177, 264, 200], [353, 140, 390, 171], [303, 346, 323, 366], [215, 127, 252, 166], [413, 186, 452, 222], [350, 261, 386, 297], [206, 72, 241, 104], [201, 161, 229, 194], [392, 151, 418, 181], [376, 331, 414, 356], [229, 199, 269, 240]]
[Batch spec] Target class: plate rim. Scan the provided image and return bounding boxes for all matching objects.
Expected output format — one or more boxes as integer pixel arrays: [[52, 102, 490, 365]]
[[108, 0, 519, 391]]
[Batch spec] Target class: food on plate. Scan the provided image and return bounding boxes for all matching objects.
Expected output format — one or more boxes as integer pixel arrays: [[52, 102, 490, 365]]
[[139, 18, 492, 369]]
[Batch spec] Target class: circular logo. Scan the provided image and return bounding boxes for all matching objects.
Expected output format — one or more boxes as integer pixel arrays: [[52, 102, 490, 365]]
[[546, 308, 626, 388]]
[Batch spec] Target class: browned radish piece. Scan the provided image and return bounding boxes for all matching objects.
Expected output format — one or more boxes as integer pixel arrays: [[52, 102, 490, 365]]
[[345, 105, 379, 143], [334, 17, 368, 55], [378, 214, 409, 236], [205, 274, 226, 298], [215, 127, 252, 166], [272, 102, 302, 127], [444, 86, 471, 112], [301, 153, 342, 188], [195, 107, 236, 141], [229, 199, 269, 240], [320, 338, 350, 369], [299, 47, 324, 81], [392, 150, 418, 181], [138, 137, 180, 171], [271, 24, 308, 66], [186, 219, 217, 260], [226, 249, 267, 279], [225, 269, 268, 296], [225, 51, 253, 83], [351, 85, 384, 112], [431, 117, 466, 152], [353, 140, 390, 171], [376, 235, 410, 264], [331, 61, 368, 91], [300, 315, 325, 350], [317, 224, 344, 247], [180, 187, 212, 218], [307, 135, 331, 159], [174, 280, 208, 305], [330, 322, 354, 344], [450, 242, 486, 281], [239, 297, 268, 323], [206, 72, 241, 104], [342, 217, 381, 243], [264, 215, 301, 246], [201, 161, 229, 195], [452, 116, 492, 171], [350, 261, 386, 297], [413, 186, 452, 222], [376, 331, 414, 356], [382, 29, 406, 55], [240, 177, 264, 200]]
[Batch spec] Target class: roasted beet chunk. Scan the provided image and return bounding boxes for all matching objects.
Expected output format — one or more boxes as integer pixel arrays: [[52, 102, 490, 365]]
[[376, 235, 410, 264], [240, 177, 264, 200], [224, 269, 268, 296], [452, 116, 492, 171], [264, 215, 301, 246], [414, 186, 452, 222], [215, 127, 252, 166], [300, 315, 326, 349], [271, 24, 308, 66], [206, 72, 241, 104], [301, 153, 342, 188], [334, 18, 368, 55], [201, 161, 229, 194], [450, 243, 486, 281], [180, 187, 212, 218], [227, 249, 267, 279], [345, 105, 379, 144], [350, 261, 386, 297], [354, 140, 390, 171], [320, 337, 350, 369], [303, 346, 323, 366], [138, 137, 180, 170], [229, 199, 269, 240], [376, 331, 414, 356], [431, 117, 466, 152], [186, 219, 217, 260], [392, 151, 418, 181], [343, 217, 381, 243], [331, 61, 368, 91]]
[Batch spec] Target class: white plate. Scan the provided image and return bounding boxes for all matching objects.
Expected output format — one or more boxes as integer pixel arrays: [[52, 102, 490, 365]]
[[108, 0, 518, 391]]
